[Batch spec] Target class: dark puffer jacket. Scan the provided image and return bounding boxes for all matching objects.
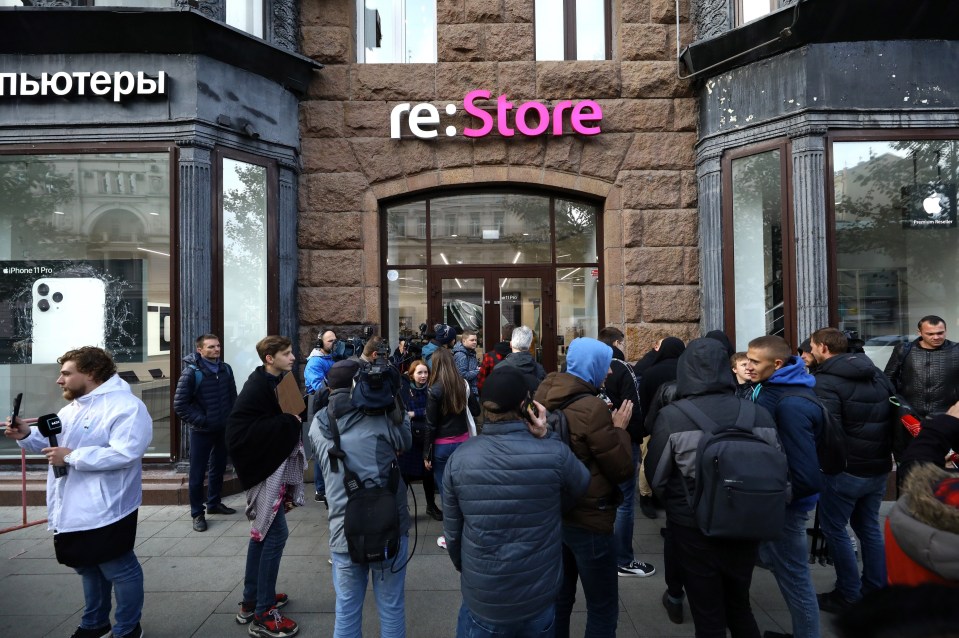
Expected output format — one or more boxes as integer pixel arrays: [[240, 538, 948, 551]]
[[885, 339, 959, 418], [453, 343, 480, 394], [645, 339, 782, 529], [535, 371, 633, 534], [497, 351, 547, 386], [604, 346, 644, 442], [814, 353, 896, 477], [173, 353, 237, 432], [441, 420, 590, 624]]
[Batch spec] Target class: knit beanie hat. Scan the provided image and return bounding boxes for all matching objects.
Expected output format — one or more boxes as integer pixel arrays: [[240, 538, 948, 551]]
[[326, 360, 359, 390], [434, 323, 456, 346]]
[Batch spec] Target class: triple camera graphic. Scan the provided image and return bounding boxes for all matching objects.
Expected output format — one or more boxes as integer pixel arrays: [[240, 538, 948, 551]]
[[31, 277, 106, 364]]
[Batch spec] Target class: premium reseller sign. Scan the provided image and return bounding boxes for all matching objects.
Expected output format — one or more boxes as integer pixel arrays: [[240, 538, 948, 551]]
[[390, 89, 603, 139]]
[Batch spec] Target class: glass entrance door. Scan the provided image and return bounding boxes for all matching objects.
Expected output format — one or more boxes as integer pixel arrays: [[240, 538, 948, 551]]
[[431, 267, 556, 372]]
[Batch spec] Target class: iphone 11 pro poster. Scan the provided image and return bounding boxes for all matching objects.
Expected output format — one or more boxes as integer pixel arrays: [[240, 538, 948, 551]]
[[31, 278, 107, 364]]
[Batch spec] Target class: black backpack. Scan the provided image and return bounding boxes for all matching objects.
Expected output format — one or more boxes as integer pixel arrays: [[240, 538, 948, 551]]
[[325, 393, 401, 564], [673, 399, 788, 541], [778, 388, 847, 475], [546, 393, 595, 445]]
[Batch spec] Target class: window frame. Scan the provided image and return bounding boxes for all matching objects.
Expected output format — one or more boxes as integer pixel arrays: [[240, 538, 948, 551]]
[[535, 0, 613, 61], [355, 0, 437, 64], [721, 137, 797, 349], [735, 0, 779, 27]]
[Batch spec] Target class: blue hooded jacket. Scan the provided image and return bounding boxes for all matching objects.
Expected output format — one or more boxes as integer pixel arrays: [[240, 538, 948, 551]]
[[752, 356, 823, 507], [566, 338, 613, 389]]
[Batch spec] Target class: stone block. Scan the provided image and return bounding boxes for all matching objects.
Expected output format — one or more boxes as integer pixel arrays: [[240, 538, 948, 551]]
[[352, 65, 436, 101], [438, 24, 485, 62], [297, 211, 363, 249], [621, 0, 651, 23], [622, 132, 697, 170], [399, 141, 438, 174], [307, 250, 363, 287], [301, 0, 352, 27], [371, 178, 410, 201], [299, 287, 366, 324], [465, 0, 503, 22], [436, 0, 466, 24], [542, 171, 578, 192], [537, 61, 621, 100], [486, 24, 534, 62], [504, 0, 534, 23], [497, 62, 537, 99], [642, 209, 698, 246], [364, 287, 381, 322], [307, 65, 350, 100], [297, 250, 311, 287], [437, 63, 497, 101], [641, 286, 700, 322], [684, 247, 700, 284], [579, 134, 632, 181], [473, 139, 509, 165], [673, 97, 697, 132], [507, 137, 546, 167], [439, 167, 476, 185], [604, 211, 623, 251], [622, 62, 693, 99], [349, 138, 405, 183], [301, 26, 352, 65], [301, 138, 359, 174], [633, 321, 700, 349], [473, 165, 509, 183], [650, 0, 689, 23], [304, 172, 369, 212], [621, 170, 682, 209], [624, 247, 686, 285], [623, 286, 642, 323], [621, 24, 669, 61], [344, 101, 391, 137], [301, 100, 345, 137], [544, 136, 583, 173], [681, 170, 698, 208], [622, 209, 643, 247], [436, 140, 474, 168], [407, 171, 441, 192], [593, 99, 673, 133], [507, 165, 544, 184]]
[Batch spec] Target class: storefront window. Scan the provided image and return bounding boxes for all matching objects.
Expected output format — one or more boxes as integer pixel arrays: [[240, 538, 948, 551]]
[[226, 0, 264, 38], [535, 0, 610, 61], [833, 139, 959, 369], [556, 198, 598, 263], [729, 148, 788, 350], [357, 0, 437, 63], [222, 158, 268, 378], [0, 152, 172, 459]]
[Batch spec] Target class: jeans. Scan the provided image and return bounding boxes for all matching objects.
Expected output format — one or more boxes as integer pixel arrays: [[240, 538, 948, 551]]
[[314, 460, 326, 495], [457, 602, 555, 638], [759, 508, 820, 638], [188, 428, 227, 518], [242, 506, 290, 615], [432, 441, 463, 500], [74, 549, 144, 637], [671, 522, 760, 638], [613, 442, 640, 566], [331, 534, 409, 638], [818, 472, 888, 601], [555, 525, 618, 638]]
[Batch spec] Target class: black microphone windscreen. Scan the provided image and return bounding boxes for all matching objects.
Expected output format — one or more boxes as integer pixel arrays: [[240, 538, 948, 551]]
[[36, 413, 62, 437]]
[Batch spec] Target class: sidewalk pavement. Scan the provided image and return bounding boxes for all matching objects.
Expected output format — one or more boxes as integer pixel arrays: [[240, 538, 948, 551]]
[[0, 483, 865, 638]]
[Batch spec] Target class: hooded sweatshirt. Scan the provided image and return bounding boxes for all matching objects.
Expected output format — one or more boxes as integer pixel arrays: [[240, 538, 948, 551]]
[[638, 337, 686, 417], [18, 374, 153, 533]]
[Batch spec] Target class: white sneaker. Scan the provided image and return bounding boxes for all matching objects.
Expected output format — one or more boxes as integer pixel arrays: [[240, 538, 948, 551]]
[[617, 561, 656, 577], [436, 535, 447, 549]]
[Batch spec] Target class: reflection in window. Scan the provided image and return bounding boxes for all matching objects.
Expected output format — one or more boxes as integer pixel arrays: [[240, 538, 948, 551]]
[[536, 0, 609, 61], [358, 0, 437, 63], [386, 201, 427, 265], [386, 268, 428, 350], [556, 268, 598, 369], [226, 0, 264, 38], [222, 158, 268, 379], [834, 139, 959, 370], [0, 152, 171, 459], [555, 199, 598, 263], [731, 150, 785, 350], [738, 0, 777, 25]]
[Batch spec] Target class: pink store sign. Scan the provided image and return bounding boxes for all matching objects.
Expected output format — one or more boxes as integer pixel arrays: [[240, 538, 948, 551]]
[[390, 90, 603, 140]]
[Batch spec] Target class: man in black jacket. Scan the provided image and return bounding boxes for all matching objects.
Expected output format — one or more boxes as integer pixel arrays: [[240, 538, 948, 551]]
[[226, 336, 304, 638], [884, 315, 959, 421], [809, 328, 896, 614], [173, 333, 238, 532]]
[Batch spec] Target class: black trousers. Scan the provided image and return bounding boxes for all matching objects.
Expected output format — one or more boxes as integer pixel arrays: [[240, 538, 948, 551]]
[[670, 521, 761, 638]]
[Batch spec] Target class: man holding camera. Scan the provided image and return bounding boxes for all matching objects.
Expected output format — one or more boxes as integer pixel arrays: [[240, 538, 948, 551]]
[[5, 346, 153, 638]]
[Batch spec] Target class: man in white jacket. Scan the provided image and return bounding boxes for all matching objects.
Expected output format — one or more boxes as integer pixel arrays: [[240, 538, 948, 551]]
[[4, 346, 153, 638]]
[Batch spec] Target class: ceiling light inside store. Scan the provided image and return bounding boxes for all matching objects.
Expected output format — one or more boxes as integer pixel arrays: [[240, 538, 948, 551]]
[[455, 278, 463, 289], [440, 253, 449, 264], [560, 268, 581, 280], [483, 230, 499, 240], [137, 247, 170, 257], [512, 252, 522, 264], [53, 211, 65, 215]]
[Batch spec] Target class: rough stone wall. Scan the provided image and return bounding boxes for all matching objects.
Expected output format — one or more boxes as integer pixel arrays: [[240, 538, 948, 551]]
[[298, 0, 700, 360]]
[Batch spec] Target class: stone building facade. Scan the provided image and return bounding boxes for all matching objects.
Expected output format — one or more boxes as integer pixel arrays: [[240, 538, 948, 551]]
[[297, 0, 700, 362]]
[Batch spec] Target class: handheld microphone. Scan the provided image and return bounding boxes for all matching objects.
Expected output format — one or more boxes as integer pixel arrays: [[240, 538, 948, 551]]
[[36, 413, 67, 478]]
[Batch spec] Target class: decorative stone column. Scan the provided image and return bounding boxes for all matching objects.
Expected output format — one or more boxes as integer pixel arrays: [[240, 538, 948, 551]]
[[277, 162, 298, 351], [697, 152, 724, 333], [693, 0, 731, 40], [790, 130, 829, 343], [175, 141, 215, 469]]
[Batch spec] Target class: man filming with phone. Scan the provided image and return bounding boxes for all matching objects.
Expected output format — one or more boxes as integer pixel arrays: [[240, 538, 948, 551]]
[[4, 346, 153, 638]]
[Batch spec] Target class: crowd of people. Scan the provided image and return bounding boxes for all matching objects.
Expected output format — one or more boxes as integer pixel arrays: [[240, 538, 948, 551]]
[[4, 315, 959, 638]]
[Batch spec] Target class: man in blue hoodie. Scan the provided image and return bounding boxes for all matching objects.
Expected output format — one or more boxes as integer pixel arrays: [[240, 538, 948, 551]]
[[746, 335, 823, 638], [535, 337, 634, 638]]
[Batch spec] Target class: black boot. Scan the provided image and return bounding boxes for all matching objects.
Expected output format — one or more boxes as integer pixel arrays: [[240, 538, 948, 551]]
[[639, 495, 658, 519], [426, 502, 443, 521]]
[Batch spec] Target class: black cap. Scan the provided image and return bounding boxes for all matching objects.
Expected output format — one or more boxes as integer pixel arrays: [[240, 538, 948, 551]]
[[480, 366, 535, 413], [326, 360, 360, 390]]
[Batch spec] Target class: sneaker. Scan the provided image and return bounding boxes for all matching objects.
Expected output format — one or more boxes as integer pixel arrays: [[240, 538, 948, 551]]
[[192, 514, 207, 532], [70, 624, 112, 638], [236, 594, 290, 624], [639, 495, 658, 519], [436, 535, 447, 549], [425, 503, 443, 521], [817, 589, 854, 614], [208, 503, 236, 515], [314, 491, 327, 505], [662, 590, 684, 624], [249, 607, 298, 638], [114, 623, 143, 638], [618, 561, 656, 577]]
